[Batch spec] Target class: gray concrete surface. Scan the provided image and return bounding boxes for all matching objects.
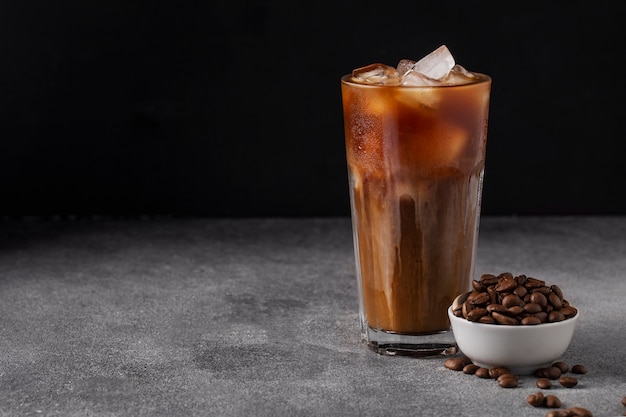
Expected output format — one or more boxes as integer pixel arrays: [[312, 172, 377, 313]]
[[0, 216, 624, 416]]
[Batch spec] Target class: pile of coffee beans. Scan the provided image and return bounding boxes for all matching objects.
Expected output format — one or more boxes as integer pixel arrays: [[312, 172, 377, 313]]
[[452, 272, 578, 325]]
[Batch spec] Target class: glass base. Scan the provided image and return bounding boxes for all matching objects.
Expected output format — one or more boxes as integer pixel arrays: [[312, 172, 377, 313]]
[[363, 326, 458, 357]]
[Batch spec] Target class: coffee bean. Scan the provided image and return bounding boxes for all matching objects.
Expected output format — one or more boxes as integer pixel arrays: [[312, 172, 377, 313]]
[[486, 303, 508, 314], [502, 294, 524, 308], [567, 406, 593, 417], [527, 392, 545, 407], [495, 276, 517, 292], [521, 316, 542, 325], [497, 272, 514, 280], [462, 363, 479, 374], [549, 293, 563, 309], [538, 366, 561, 380], [544, 411, 570, 417], [537, 378, 553, 389], [552, 361, 569, 374], [560, 305, 578, 318], [488, 288, 498, 304], [530, 292, 548, 308], [497, 373, 518, 388], [514, 285, 528, 298], [472, 279, 486, 292], [508, 305, 525, 316], [550, 284, 563, 299], [467, 307, 488, 322], [525, 277, 545, 288], [549, 311, 566, 322], [621, 396, 626, 406], [524, 302, 543, 313], [545, 394, 562, 408], [479, 273, 498, 286], [467, 291, 482, 302], [462, 300, 474, 319], [470, 291, 490, 306], [475, 367, 490, 378], [560, 376, 579, 388], [489, 367, 510, 379], [571, 364, 587, 374], [478, 315, 496, 324], [492, 311, 519, 325], [533, 285, 552, 296], [444, 356, 471, 371]]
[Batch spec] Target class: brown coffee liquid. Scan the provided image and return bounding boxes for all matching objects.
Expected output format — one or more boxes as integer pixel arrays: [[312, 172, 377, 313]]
[[343, 75, 491, 335]]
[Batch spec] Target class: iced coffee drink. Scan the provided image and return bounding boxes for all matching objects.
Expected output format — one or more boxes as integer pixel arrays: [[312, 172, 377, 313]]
[[341, 45, 491, 356]]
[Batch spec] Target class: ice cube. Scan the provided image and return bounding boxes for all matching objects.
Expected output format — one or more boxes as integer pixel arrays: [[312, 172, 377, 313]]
[[396, 59, 416, 76], [401, 71, 439, 87], [408, 45, 456, 81], [450, 64, 473, 78], [352, 63, 400, 85]]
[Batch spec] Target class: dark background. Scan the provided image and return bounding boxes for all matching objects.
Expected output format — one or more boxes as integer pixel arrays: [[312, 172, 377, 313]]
[[1, 1, 624, 218]]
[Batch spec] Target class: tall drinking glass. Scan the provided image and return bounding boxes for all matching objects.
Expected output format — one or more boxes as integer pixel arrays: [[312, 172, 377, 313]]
[[341, 57, 491, 357]]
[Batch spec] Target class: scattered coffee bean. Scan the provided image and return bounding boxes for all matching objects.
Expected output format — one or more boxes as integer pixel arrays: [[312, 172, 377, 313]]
[[567, 406, 593, 417], [560, 376, 579, 388], [444, 356, 471, 371], [497, 373, 518, 388], [552, 361, 569, 374], [572, 364, 588, 374], [489, 367, 510, 379], [544, 395, 562, 408], [537, 378, 553, 389], [475, 367, 491, 378], [456, 273, 577, 325], [537, 366, 562, 380], [462, 364, 479, 375], [545, 411, 568, 417], [622, 395, 626, 406], [528, 392, 546, 407], [544, 408, 594, 417]]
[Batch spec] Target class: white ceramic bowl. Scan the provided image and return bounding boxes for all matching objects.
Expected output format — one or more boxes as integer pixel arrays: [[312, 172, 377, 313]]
[[448, 293, 579, 375]]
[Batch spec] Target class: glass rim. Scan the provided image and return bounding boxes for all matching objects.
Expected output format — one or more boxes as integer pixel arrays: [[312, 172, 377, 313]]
[[341, 72, 491, 88]]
